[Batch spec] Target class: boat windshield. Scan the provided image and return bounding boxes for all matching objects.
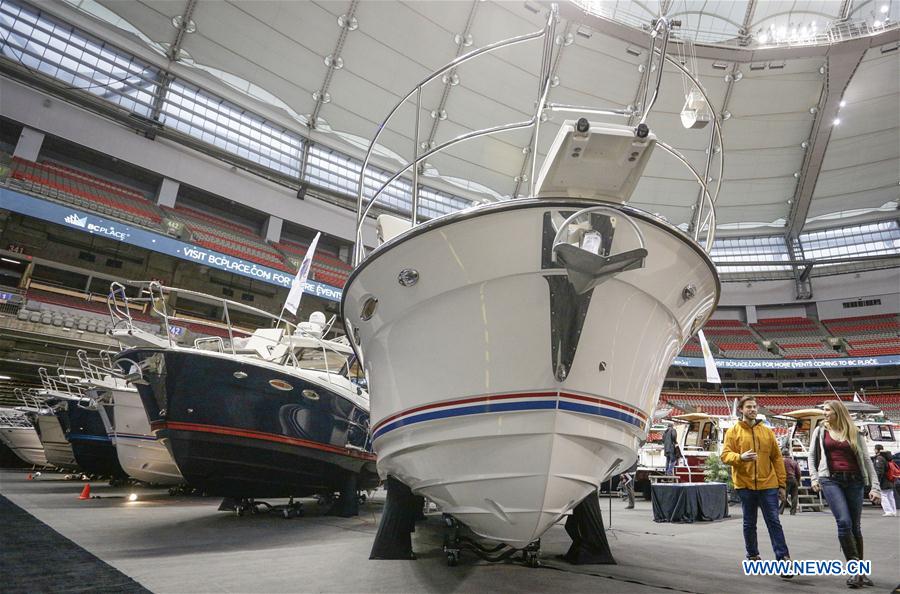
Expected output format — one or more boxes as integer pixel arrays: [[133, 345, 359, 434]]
[[682, 420, 718, 451], [292, 347, 349, 372], [865, 424, 895, 442]]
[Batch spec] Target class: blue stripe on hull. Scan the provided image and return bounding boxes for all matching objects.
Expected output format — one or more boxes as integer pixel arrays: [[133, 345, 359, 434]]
[[373, 398, 645, 440], [373, 400, 557, 440]]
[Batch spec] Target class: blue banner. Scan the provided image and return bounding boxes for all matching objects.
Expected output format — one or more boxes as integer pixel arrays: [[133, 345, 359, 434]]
[[672, 355, 900, 369], [0, 188, 342, 302]]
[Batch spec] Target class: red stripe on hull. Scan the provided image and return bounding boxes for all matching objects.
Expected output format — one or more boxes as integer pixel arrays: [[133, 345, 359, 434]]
[[373, 391, 558, 432], [559, 392, 648, 420], [152, 421, 376, 461]]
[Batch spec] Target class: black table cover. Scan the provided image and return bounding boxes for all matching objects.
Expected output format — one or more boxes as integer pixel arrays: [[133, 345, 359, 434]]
[[651, 482, 729, 523]]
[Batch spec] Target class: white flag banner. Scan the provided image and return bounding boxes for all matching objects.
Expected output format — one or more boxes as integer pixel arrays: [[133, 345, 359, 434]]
[[853, 391, 861, 402], [697, 329, 721, 384], [284, 232, 321, 316]]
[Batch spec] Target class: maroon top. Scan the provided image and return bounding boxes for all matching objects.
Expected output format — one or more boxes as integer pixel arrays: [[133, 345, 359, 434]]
[[824, 431, 860, 473], [783, 457, 801, 481]]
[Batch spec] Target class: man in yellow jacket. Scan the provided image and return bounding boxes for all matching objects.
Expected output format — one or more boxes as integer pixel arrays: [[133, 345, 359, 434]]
[[722, 396, 792, 568]]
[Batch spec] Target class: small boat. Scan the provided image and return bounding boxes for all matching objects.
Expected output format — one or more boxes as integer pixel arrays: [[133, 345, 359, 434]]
[[37, 368, 127, 479], [17, 388, 78, 471], [846, 402, 900, 456], [112, 283, 378, 507], [77, 350, 184, 486], [0, 407, 48, 467], [343, 12, 721, 548]]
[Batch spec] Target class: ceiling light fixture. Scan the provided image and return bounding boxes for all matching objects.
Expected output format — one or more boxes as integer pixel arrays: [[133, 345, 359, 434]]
[[833, 117, 841, 125], [0, 375, 11, 380], [881, 4, 890, 13], [0, 257, 20, 264], [839, 99, 846, 107], [874, 20, 882, 27]]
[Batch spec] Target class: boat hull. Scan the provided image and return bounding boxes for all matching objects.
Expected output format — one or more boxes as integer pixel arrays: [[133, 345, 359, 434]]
[[344, 199, 718, 545], [0, 426, 47, 467], [112, 390, 184, 485], [35, 414, 78, 470], [122, 348, 378, 498], [57, 404, 127, 478]]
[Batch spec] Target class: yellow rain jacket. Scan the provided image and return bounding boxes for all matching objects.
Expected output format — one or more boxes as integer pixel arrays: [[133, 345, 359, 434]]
[[721, 419, 786, 491]]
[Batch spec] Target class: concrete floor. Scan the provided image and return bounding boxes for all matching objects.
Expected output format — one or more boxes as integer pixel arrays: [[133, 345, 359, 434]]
[[1, 469, 898, 594]]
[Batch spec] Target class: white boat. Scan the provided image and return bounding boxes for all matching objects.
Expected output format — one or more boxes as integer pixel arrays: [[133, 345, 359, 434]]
[[17, 389, 79, 471], [77, 350, 184, 486], [342, 13, 721, 547], [0, 407, 48, 467], [848, 403, 900, 457], [782, 402, 899, 458]]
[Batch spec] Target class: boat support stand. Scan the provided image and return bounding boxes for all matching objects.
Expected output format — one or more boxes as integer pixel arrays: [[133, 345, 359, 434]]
[[218, 497, 304, 519], [442, 515, 541, 568]]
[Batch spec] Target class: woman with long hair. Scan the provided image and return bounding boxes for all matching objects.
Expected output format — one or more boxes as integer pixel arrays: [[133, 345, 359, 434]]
[[809, 400, 881, 589]]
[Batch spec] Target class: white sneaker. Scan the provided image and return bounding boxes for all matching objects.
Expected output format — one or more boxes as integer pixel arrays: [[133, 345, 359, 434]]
[[882, 512, 897, 516]]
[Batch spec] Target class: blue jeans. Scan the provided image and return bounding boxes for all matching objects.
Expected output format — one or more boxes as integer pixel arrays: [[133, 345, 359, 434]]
[[737, 488, 790, 560], [665, 456, 676, 475], [820, 476, 864, 539]]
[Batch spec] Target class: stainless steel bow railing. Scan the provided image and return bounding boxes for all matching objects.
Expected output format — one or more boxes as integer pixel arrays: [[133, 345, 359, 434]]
[[352, 8, 723, 266]]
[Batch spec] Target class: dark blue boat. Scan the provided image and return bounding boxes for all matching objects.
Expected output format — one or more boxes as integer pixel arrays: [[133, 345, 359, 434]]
[[53, 399, 127, 479], [118, 347, 378, 502]]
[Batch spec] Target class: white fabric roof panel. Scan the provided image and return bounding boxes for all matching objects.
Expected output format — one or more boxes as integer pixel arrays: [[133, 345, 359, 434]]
[[53, 0, 900, 233]]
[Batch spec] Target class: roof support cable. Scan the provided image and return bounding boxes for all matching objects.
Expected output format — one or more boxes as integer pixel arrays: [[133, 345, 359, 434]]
[[310, 0, 359, 129], [513, 21, 571, 199], [421, 0, 481, 158]]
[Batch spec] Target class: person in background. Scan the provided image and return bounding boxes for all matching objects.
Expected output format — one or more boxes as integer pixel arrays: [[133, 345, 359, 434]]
[[892, 450, 900, 509], [622, 460, 637, 509], [721, 396, 792, 575], [872, 445, 896, 517], [809, 400, 881, 589], [662, 421, 678, 476], [780, 448, 800, 515]]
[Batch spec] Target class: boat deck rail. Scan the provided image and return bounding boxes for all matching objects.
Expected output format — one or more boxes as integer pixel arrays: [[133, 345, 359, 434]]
[[76, 349, 121, 384], [352, 5, 722, 268], [0, 407, 33, 428], [108, 281, 355, 383]]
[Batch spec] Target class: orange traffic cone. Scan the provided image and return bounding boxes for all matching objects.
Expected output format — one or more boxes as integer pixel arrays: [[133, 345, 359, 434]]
[[79, 484, 91, 500], [26, 473, 32, 480]]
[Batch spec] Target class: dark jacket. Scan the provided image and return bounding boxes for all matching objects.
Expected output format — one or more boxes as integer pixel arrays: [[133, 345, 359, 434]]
[[873, 454, 889, 490], [663, 426, 677, 458], [783, 457, 801, 483]]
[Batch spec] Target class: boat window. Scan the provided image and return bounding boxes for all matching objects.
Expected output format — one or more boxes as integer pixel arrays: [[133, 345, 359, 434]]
[[683, 421, 704, 448], [867, 424, 895, 442]]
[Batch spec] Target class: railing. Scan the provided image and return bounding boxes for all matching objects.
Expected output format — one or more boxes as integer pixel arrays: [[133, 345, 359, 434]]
[[352, 7, 722, 266], [76, 349, 121, 383], [37, 367, 86, 400], [107, 281, 352, 382]]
